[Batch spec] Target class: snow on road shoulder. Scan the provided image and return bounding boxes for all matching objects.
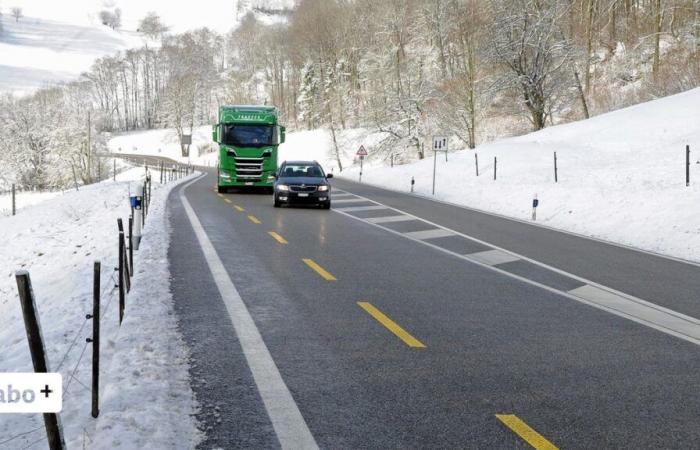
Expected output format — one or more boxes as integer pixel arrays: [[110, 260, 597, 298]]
[[0, 167, 200, 449]]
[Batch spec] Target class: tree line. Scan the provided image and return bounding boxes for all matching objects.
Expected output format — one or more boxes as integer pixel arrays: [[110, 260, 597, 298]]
[[2, 1, 700, 189]]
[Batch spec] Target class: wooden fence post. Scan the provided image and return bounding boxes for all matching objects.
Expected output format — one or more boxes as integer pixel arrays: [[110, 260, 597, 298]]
[[15, 271, 67, 450], [88, 262, 100, 418]]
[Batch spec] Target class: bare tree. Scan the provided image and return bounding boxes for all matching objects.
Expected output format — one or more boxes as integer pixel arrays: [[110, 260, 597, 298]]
[[490, 0, 574, 130], [11, 6, 22, 22], [138, 12, 169, 40]]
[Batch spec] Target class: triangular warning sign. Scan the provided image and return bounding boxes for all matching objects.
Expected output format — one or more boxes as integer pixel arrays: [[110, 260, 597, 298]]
[[356, 145, 368, 156]]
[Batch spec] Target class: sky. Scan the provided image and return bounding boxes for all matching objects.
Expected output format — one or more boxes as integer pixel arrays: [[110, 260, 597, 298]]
[[2, 0, 241, 33]]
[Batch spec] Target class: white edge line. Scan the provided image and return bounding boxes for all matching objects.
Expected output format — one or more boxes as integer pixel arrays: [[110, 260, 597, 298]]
[[335, 178, 700, 268], [336, 190, 700, 327], [179, 175, 319, 450]]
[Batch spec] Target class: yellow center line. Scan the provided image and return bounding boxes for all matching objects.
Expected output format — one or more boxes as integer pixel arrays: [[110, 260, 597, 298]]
[[496, 415, 558, 450], [302, 258, 337, 281], [357, 302, 426, 348], [217, 193, 224, 198], [233, 205, 245, 212], [248, 215, 262, 224], [268, 231, 288, 244], [223, 198, 232, 204]]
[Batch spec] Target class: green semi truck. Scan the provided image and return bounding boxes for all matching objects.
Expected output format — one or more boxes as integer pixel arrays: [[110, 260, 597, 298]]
[[212, 105, 285, 193]]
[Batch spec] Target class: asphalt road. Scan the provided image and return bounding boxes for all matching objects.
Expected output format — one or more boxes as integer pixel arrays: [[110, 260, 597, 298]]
[[168, 171, 700, 449]]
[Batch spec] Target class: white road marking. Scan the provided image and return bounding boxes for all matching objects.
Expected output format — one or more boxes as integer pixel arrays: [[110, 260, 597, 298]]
[[365, 215, 415, 224], [179, 176, 318, 450], [568, 285, 700, 342], [466, 249, 520, 266], [332, 192, 356, 198], [403, 229, 454, 240], [335, 205, 388, 212], [332, 198, 372, 204], [333, 189, 700, 347]]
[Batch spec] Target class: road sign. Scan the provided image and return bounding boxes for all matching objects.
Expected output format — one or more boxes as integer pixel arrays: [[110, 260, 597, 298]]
[[356, 145, 368, 156], [432, 136, 448, 151]]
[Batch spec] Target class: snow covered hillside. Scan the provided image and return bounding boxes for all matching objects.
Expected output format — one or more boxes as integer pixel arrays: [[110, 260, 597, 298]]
[[0, 15, 143, 94], [0, 167, 200, 448], [343, 88, 700, 263]]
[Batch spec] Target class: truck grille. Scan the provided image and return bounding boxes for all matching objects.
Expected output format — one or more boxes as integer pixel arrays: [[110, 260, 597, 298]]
[[290, 185, 317, 192], [234, 157, 263, 179]]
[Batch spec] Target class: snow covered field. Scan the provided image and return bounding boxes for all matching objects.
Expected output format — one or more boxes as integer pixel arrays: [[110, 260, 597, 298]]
[[0, 15, 144, 94], [0, 167, 200, 448]]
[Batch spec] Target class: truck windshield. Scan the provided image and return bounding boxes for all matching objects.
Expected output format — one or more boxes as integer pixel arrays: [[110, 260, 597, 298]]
[[222, 124, 274, 147]]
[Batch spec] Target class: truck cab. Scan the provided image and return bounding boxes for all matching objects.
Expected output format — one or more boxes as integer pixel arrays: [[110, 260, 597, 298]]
[[213, 105, 285, 192]]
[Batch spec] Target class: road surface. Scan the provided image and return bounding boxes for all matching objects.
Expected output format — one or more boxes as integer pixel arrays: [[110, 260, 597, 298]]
[[167, 170, 700, 449]]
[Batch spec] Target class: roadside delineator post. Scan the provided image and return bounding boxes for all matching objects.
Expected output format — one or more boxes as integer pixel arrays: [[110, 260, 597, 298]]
[[532, 195, 539, 220]]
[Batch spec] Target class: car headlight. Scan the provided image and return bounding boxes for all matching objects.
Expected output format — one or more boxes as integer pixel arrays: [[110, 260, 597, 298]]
[[276, 184, 289, 192], [317, 185, 329, 192]]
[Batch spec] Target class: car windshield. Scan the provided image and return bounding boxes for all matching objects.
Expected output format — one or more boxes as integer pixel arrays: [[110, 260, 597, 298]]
[[280, 164, 324, 178], [221, 124, 274, 147]]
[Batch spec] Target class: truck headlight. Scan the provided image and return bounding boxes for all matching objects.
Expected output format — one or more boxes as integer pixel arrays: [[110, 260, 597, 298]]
[[318, 185, 329, 192], [219, 171, 231, 180], [276, 184, 289, 192]]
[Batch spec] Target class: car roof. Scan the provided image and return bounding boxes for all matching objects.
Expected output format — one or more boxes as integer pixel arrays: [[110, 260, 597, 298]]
[[281, 160, 320, 166]]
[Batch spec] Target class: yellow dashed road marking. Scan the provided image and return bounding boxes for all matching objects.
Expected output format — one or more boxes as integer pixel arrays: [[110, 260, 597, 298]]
[[496, 415, 558, 450], [357, 302, 425, 348], [302, 258, 337, 281], [268, 232, 288, 244]]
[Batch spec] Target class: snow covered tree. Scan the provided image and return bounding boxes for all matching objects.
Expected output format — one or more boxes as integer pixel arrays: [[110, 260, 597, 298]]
[[490, 0, 574, 130]]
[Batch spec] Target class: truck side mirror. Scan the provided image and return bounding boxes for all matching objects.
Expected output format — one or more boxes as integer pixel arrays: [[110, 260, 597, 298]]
[[280, 126, 286, 144], [212, 124, 218, 143]]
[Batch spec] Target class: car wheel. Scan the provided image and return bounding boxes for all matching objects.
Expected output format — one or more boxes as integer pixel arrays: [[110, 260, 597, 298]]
[[322, 201, 331, 210], [273, 196, 281, 208]]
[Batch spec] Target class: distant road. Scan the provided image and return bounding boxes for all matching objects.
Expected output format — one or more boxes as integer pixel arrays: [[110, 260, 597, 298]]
[[162, 165, 699, 448]]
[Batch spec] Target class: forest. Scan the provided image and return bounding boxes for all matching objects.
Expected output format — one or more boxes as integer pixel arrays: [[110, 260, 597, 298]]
[[1, 0, 699, 189]]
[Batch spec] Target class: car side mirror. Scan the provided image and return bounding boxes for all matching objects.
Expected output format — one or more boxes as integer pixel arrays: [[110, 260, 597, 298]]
[[271, 171, 278, 179], [326, 173, 333, 179]]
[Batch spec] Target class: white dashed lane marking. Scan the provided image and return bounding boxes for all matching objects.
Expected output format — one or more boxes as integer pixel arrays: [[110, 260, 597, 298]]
[[466, 249, 521, 266], [403, 229, 455, 240], [365, 215, 416, 224], [332, 198, 373, 204], [335, 205, 388, 212]]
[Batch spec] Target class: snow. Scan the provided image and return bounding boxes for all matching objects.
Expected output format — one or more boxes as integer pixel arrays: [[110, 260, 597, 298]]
[[108, 126, 219, 167], [0, 167, 200, 448], [0, 0, 294, 94], [0, 190, 60, 216], [0, 15, 144, 94]]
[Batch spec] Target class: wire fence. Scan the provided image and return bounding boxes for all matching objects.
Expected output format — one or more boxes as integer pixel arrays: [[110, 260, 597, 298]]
[[5, 161, 192, 449]]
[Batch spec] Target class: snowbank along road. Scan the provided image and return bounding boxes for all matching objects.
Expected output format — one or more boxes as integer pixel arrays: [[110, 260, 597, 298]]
[[169, 169, 700, 449]]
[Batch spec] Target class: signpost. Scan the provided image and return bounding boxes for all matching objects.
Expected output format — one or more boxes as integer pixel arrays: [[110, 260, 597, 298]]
[[432, 136, 448, 195], [181, 134, 192, 157], [357, 145, 368, 183]]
